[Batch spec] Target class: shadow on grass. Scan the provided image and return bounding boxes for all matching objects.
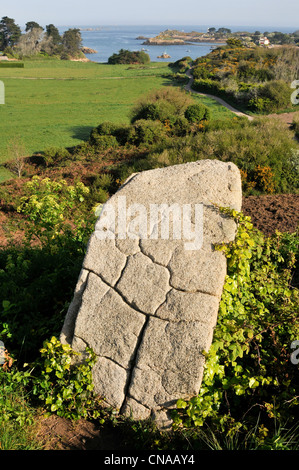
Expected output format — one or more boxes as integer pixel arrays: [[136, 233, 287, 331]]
[[71, 125, 95, 141]]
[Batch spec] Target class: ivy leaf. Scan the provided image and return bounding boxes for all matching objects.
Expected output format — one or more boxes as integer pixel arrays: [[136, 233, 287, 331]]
[[177, 399, 188, 409], [249, 377, 259, 388]]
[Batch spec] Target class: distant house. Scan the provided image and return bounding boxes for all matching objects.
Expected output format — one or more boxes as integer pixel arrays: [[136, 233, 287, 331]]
[[259, 36, 270, 46], [0, 56, 8, 61]]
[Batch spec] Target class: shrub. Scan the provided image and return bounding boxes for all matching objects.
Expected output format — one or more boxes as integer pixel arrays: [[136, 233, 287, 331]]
[[89, 121, 130, 147], [89, 133, 119, 150], [130, 87, 194, 124], [94, 121, 119, 136], [258, 80, 293, 112], [0, 177, 94, 362], [130, 101, 177, 125], [172, 116, 191, 136], [184, 103, 211, 123], [42, 147, 72, 167], [30, 336, 103, 420], [128, 119, 167, 146], [248, 96, 273, 113], [252, 165, 276, 193], [191, 117, 299, 193], [169, 56, 193, 73], [94, 173, 114, 191], [16, 176, 91, 247], [193, 78, 223, 96], [108, 49, 150, 64]]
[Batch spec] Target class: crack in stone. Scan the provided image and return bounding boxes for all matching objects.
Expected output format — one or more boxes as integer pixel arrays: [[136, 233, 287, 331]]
[[100, 355, 128, 371], [119, 314, 150, 414], [73, 336, 129, 372], [82, 266, 147, 317], [124, 394, 152, 411], [168, 279, 221, 298], [138, 237, 173, 270]]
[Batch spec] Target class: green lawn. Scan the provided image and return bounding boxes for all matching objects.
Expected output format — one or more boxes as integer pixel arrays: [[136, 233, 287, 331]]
[[0, 59, 235, 182], [0, 60, 170, 178]]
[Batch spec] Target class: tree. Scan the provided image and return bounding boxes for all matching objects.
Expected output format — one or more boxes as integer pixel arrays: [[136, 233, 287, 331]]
[[0, 16, 21, 49], [217, 27, 231, 35], [62, 28, 82, 57], [5, 137, 27, 178], [46, 24, 61, 45], [15, 27, 44, 57], [272, 32, 292, 45], [25, 21, 43, 32]]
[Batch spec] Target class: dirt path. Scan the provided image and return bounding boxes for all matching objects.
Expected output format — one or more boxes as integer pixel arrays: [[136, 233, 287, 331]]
[[185, 68, 254, 120]]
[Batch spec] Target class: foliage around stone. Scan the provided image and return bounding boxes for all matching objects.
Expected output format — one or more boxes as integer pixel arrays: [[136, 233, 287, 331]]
[[173, 209, 299, 442], [0, 81, 298, 446], [1, 181, 298, 443]]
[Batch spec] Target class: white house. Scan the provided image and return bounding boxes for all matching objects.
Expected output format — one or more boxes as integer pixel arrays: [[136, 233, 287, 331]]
[[259, 36, 270, 46]]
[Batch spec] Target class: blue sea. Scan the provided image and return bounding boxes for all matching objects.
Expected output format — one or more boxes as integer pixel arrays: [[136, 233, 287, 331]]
[[58, 24, 297, 63]]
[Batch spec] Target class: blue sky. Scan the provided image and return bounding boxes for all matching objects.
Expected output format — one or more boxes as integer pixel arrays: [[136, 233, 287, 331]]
[[2, 0, 298, 29]]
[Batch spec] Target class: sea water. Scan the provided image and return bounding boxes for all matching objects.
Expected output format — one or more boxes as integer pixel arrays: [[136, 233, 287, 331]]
[[58, 24, 297, 64]]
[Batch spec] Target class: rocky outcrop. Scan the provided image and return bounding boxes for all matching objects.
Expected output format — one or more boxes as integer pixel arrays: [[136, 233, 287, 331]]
[[61, 160, 242, 426], [81, 47, 98, 54]]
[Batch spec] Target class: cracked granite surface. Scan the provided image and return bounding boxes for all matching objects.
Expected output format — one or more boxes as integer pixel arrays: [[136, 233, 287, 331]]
[[60, 160, 242, 424]]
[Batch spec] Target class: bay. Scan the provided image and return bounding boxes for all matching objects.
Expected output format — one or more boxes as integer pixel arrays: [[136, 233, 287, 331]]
[[76, 25, 219, 64], [58, 24, 297, 64]]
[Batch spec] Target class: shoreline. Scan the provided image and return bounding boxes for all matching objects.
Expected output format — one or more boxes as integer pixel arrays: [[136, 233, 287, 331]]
[[142, 41, 226, 46], [142, 39, 227, 46]]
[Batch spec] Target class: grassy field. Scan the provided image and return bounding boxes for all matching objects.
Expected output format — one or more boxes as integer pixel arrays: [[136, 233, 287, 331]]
[[0, 59, 235, 182]]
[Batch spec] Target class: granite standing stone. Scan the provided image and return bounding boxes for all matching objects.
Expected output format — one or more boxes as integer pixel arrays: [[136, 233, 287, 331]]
[[61, 159, 242, 426]]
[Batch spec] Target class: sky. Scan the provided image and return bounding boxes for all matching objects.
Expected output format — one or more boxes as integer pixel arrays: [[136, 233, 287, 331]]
[[1, 0, 298, 30]]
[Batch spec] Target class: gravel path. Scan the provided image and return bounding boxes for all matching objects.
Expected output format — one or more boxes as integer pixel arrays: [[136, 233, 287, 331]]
[[185, 68, 254, 121]]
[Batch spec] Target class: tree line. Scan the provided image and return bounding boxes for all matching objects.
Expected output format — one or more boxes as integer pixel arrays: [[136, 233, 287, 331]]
[[0, 16, 83, 59]]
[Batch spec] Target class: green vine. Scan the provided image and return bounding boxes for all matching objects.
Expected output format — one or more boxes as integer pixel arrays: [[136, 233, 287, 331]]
[[30, 336, 104, 421], [173, 210, 299, 436]]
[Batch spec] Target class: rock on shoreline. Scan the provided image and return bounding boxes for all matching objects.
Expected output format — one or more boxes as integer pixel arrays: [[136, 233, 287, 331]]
[[81, 46, 98, 54]]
